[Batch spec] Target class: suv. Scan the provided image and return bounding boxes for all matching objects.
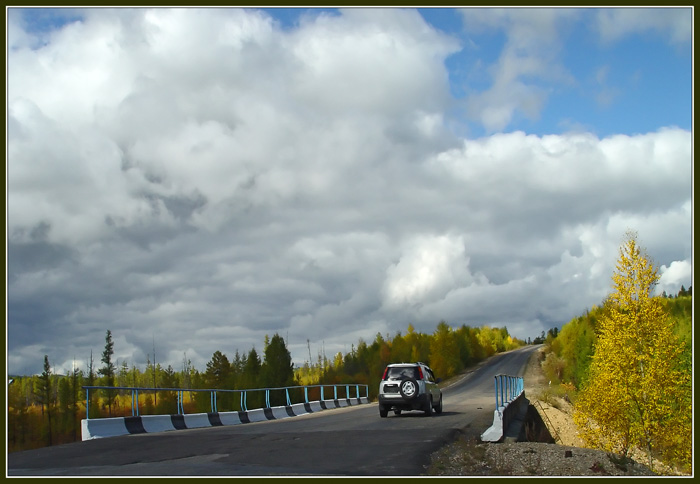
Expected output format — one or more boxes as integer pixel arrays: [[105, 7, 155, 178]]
[[378, 362, 443, 417]]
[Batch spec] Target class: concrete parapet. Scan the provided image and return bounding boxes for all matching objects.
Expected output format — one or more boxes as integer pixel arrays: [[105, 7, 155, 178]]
[[481, 392, 529, 443], [81, 397, 370, 441]]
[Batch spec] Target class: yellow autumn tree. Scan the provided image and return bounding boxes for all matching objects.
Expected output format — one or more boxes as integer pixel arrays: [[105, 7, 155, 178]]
[[574, 231, 691, 471], [429, 321, 461, 379]]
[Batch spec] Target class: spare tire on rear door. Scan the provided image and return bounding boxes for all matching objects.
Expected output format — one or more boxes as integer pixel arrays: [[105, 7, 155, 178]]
[[399, 378, 418, 400]]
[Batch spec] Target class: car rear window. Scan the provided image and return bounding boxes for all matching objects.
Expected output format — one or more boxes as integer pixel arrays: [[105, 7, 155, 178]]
[[386, 367, 418, 380]]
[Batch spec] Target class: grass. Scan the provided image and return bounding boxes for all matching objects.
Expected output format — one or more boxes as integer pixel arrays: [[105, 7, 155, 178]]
[[535, 382, 577, 410]]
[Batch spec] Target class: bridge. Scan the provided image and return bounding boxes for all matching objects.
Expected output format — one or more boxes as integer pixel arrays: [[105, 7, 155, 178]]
[[8, 345, 540, 476]]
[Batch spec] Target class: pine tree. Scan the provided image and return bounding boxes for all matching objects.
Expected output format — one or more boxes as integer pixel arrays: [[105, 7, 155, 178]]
[[86, 350, 98, 418], [98, 330, 116, 416], [35, 355, 54, 446], [574, 231, 691, 470]]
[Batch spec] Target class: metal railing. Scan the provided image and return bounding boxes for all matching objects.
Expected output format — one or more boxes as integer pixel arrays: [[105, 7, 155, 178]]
[[493, 374, 524, 412], [82, 383, 369, 419]]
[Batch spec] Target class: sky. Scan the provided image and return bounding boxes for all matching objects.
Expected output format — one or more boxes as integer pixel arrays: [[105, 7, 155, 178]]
[[6, 7, 693, 377]]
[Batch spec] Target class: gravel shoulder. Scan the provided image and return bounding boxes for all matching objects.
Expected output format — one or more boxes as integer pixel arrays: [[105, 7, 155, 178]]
[[425, 347, 678, 476]]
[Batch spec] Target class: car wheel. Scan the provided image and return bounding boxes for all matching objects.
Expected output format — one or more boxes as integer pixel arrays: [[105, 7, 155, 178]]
[[434, 395, 443, 414], [379, 404, 389, 418], [424, 396, 433, 416], [399, 378, 419, 400]]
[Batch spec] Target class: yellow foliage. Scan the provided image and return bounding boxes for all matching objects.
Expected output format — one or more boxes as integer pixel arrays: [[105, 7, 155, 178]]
[[574, 231, 691, 472]]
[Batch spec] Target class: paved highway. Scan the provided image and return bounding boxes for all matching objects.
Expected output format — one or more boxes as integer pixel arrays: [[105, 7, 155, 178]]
[[7, 345, 539, 476]]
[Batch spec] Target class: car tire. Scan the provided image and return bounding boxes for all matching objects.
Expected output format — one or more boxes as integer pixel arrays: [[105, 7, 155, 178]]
[[434, 395, 443, 414], [379, 404, 389, 418], [399, 378, 419, 400], [424, 396, 433, 416]]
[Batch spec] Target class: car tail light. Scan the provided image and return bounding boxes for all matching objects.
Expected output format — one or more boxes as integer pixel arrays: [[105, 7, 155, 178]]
[[381, 367, 389, 380], [417, 366, 424, 380]]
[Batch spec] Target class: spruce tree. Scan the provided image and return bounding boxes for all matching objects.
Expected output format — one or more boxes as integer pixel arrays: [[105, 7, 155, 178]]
[[35, 355, 54, 446], [98, 330, 116, 416]]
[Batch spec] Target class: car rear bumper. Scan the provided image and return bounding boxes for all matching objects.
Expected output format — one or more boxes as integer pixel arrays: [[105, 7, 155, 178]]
[[378, 393, 429, 410]]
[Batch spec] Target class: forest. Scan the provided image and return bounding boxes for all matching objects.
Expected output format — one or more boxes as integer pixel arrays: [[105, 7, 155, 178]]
[[7, 321, 524, 453], [540, 288, 691, 391]]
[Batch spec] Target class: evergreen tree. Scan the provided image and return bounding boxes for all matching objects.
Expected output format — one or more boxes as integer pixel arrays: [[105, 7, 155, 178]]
[[57, 377, 71, 441], [242, 347, 263, 409], [98, 330, 116, 416], [205, 351, 231, 389], [86, 350, 99, 418], [244, 347, 261, 383], [205, 351, 235, 409], [34, 355, 54, 446], [70, 362, 82, 441], [261, 334, 294, 388], [261, 334, 294, 406]]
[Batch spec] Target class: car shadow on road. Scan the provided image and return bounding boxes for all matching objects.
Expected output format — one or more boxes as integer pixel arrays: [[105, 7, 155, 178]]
[[384, 411, 460, 418]]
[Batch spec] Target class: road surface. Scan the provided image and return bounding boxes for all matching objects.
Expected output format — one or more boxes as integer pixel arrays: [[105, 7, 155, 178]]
[[7, 345, 539, 476]]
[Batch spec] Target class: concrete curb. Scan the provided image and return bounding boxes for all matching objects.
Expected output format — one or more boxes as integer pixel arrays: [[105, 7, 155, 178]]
[[81, 397, 370, 440], [481, 393, 529, 443]]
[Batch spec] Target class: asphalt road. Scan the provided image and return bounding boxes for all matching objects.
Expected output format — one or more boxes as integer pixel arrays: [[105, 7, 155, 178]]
[[7, 345, 539, 476]]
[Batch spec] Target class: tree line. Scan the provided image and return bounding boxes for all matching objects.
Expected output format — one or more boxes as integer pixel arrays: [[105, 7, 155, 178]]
[[7, 321, 524, 453], [540, 232, 692, 473]]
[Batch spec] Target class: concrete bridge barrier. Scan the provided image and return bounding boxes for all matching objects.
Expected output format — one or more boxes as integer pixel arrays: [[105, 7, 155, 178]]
[[481, 374, 527, 443], [81, 397, 370, 440]]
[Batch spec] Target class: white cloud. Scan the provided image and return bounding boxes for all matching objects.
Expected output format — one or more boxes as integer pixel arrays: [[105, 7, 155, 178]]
[[658, 260, 692, 295], [6, 8, 692, 375], [382, 234, 479, 309], [596, 8, 692, 44], [428, 128, 691, 227], [289, 8, 459, 117]]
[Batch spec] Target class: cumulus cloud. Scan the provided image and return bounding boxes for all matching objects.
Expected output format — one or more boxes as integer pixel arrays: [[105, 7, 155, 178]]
[[382, 234, 479, 309], [658, 260, 692, 295], [6, 8, 692, 375]]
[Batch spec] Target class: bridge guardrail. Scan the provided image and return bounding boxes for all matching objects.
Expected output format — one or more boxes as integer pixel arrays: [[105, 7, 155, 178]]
[[493, 374, 524, 413], [481, 373, 526, 442], [82, 383, 369, 419]]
